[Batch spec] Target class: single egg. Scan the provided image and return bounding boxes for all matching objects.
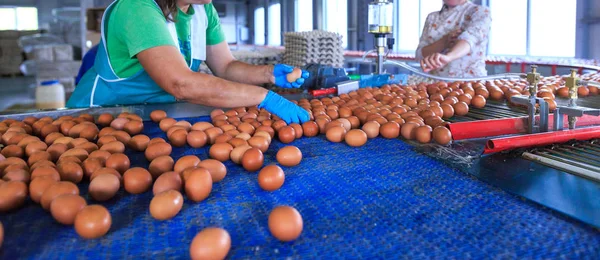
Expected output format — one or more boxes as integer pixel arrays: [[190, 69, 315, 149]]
[[241, 148, 264, 172], [209, 143, 233, 162], [453, 102, 469, 116], [74, 205, 112, 239], [230, 145, 251, 165], [30, 165, 60, 181], [578, 86, 590, 97], [100, 141, 126, 154], [110, 117, 129, 130], [415, 125, 433, 143], [0, 181, 28, 212], [345, 129, 368, 147], [247, 136, 269, 153], [150, 110, 167, 123], [278, 126, 296, 144], [433, 126, 452, 145], [82, 158, 104, 179], [150, 190, 183, 220], [184, 168, 212, 202], [128, 134, 150, 151], [50, 194, 87, 225], [301, 121, 319, 137], [380, 122, 400, 139], [276, 146, 302, 167], [109, 130, 131, 144], [89, 150, 111, 162], [187, 130, 208, 148], [286, 68, 302, 82], [174, 155, 201, 173], [40, 181, 79, 210], [197, 159, 227, 183], [189, 227, 231, 260], [89, 173, 120, 201], [471, 95, 487, 109], [258, 165, 285, 191], [96, 113, 114, 126], [400, 122, 420, 140], [205, 127, 224, 144], [57, 161, 84, 183], [159, 118, 177, 132], [90, 167, 121, 181], [192, 122, 215, 132], [145, 142, 172, 161], [123, 167, 153, 194], [440, 104, 454, 119], [326, 126, 346, 143], [169, 129, 188, 147], [123, 119, 144, 135], [148, 155, 175, 179], [268, 206, 303, 242], [153, 171, 182, 195], [362, 121, 380, 139], [105, 153, 130, 174]]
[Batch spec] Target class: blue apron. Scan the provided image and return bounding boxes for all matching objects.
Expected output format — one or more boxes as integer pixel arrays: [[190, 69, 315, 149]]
[[67, 0, 208, 108]]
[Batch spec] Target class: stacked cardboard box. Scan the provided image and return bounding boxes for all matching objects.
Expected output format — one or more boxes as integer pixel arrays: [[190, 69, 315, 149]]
[[0, 30, 41, 76], [283, 31, 345, 68]]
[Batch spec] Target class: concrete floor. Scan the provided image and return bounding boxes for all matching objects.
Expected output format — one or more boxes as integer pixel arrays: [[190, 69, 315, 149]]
[[0, 76, 37, 112]]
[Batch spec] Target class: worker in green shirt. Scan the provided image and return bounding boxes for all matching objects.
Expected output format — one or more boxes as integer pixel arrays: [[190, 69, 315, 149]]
[[67, 0, 310, 124]]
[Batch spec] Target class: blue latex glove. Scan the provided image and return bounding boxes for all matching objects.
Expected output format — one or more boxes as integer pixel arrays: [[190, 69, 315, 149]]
[[273, 64, 310, 88], [258, 91, 310, 124]]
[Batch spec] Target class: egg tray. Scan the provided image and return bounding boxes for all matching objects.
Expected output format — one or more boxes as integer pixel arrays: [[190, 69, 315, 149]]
[[1, 113, 600, 259]]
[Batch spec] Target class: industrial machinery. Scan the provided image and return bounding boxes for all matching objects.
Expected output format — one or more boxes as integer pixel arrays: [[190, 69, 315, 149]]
[[367, 0, 394, 75]]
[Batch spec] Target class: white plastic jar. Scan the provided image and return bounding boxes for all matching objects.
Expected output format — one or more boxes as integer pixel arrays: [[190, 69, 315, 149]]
[[36, 80, 65, 109]]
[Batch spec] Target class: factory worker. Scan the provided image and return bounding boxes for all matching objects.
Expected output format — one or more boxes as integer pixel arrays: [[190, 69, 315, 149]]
[[67, 0, 310, 124], [415, 0, 491, 77]]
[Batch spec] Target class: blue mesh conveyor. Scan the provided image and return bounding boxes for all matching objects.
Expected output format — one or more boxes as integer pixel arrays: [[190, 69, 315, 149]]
[[0, 116, 599, 259]]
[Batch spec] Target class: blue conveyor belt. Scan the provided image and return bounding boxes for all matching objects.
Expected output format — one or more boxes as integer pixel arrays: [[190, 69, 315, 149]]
[[0, 116, 599, 259]]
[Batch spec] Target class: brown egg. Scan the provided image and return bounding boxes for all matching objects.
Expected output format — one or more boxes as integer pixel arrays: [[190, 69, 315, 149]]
[[189, 227, 231, 260], [30, 165, 60, 181], [0, 181, 28, 212], [589, 86, 599, 95], [258, 165, 285, 191], [148, 137, 166, 145], [74, 205, 112, 239], [578, 86, 589, 97], [379, 121, 399, 139], [104, 153, 130, 174], [89, 150, 111, 162], [97, 135, 117, 148], [471, 95, 487, 109], [453, 102, 469, 116], [287, 68, 302, 82], [241, 148, 264, 172], [158, 118, 176, 132], [544, 97, 557, 111], [40, 124, 59, 139], [153, 171, 182, 195], [174, 155, 201, 173], [301, 121, 319, 137], [150, 190, 183, 220], [123, 167, 152, 194], [237, 122, 255, 135], [29, 176, 56, 203], [123, 120, 144, 135], [145, 142, 172, 161], [50, 194, 87, 225], [169, 129, 188, 147], [59, 148, 88, 162], [150, 110, 167, 123], [415, 125, 433, 143], [289, 123, 304, 139], [256, 126, 275, 138], [278, 126, 296, 144], [192, 122, 214, 131], [28, 151, 51, 166], [184, 168, 212, 202], [440, 104, 454, 119], [247, 136, 269, 153], [97, 141, 122, 154], [90, 167, 121, 181], [205, 127, 224, 144], [276, 146, 302, 167], [110, 117, 129, 130], [79, 125, 99, 141], [57, 161, 84, 183], [345, 129, 368, 147], [44, 132, 64, 145], [40, 181, 79, 210], [230, 145, 252, 164], [1, 145, 23, 158], [109, 130, 131, 144], [75, 142, 99, 154], [149, 155, 175, 179], [209, 143, 233, 162], [97, 113, 114, 126], [187, 130, 208, 148], [128, 134, 150, 151], [268, 206, 303, 242], [214, 134, 232, 144], [3, 168, 29, 183], [400, 122, 420, 140], [98, 127, 116, 137], [89, 173, 120, 202], [17, 136, 40, 149], [82, 158, 104, 179], [326, 126, 346, 143], [197, 159, 227, 183], [174, 121, 192, 131], [433, 126, 452, 145], [360, 121, 379, 139], [235, 132, 252, 141]]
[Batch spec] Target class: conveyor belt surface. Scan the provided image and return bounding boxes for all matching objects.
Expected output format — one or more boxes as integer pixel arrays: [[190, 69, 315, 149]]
[[0, 116, 599, 259]]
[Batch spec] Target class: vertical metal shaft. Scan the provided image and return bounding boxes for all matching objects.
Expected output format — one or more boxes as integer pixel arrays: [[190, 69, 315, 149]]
[[376, 35, 386, 74], [565, 69, 579, 129]]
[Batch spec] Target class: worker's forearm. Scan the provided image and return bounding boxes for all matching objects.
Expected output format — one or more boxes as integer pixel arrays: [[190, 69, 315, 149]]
[[221, 61, 272, 85], [421, 38, 447, 59], [172, 71, 268, 108], [446, 40, 471, 61]]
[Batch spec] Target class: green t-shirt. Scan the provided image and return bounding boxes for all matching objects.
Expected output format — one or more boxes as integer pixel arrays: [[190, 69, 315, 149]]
[[106, 0, 225, 78]]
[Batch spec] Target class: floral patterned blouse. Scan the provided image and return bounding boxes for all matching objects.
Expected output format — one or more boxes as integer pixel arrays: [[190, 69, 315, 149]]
[[415, 1, 491, 77]]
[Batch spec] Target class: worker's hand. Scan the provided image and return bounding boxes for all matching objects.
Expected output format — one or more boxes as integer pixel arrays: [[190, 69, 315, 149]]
[[272, 64, 310, 88], [420, 53, 452, 73], [258, 91, 310, 124]]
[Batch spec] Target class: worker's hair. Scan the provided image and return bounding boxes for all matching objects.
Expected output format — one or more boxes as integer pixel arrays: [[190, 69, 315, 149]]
[[156, 0, 178, 22]]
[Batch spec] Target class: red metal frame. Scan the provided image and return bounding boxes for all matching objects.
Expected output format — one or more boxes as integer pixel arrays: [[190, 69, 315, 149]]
[[483, 126, 600, 154]]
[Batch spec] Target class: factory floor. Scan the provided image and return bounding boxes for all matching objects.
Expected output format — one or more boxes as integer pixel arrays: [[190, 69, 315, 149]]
[[0, 76, 36, 112]]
